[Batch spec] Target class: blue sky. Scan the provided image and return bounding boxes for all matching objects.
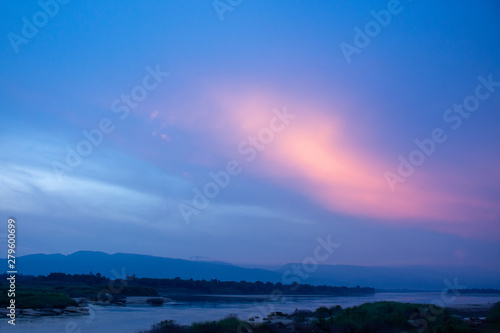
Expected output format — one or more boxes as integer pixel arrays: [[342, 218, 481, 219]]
[[1, 0, 499, 269]]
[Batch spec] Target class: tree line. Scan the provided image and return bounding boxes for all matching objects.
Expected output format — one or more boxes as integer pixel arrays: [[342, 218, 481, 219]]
[[1, 272, 375, 295]]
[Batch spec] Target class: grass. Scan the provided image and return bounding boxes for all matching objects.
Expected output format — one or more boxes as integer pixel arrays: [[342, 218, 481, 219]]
[[317, 301, 472, 332], [0, 282, 157, 309], [0, 289, 78, 309], [191, 314, 249, 333], [137, 315, 249, 333], [2, 281, 158, 297]]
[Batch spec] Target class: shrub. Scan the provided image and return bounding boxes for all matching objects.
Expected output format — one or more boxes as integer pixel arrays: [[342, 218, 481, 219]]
[[191, 314, 249, 333], [317, 302, 472, 333], [484, 302, 500, 332], [314, 305, 342, 318], [146, 320, 186, 333], [0, 290, 78, 309], [147, 298, 165, 306], [293, 309, 314, 323]]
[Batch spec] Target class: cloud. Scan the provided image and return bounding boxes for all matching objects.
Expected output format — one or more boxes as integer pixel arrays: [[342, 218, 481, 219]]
[[164, 85, 500, 239], [150, 110, 159, 120], [0, 164, 167, 226]]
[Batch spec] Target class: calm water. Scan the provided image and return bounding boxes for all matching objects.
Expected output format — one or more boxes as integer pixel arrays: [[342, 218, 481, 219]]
[[2, 293, 499, 333]]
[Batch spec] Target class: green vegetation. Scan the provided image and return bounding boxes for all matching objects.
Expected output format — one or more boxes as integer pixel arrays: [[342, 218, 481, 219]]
[[0, 289, 77, 309], [138, 301, 497, 333], [191, 314, 249, 333], [0, 272, 372, 313], [57, 284, 158, 298], [130, 276, 375, 296], [1, 273, 374, 298], [0, 272, 158, 309], [316, 301, 471, 332], [484, 301, 500, 332], [0, 273, 158, 298], [137, 315, 249, 333], [449, 288, 500, 295]]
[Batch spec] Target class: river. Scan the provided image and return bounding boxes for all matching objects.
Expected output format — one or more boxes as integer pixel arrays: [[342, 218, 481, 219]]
[[2, 293, 499, 333]]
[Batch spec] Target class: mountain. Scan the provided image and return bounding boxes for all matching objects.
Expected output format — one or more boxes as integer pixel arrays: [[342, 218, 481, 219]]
[[8, 251, 500, 290], [13, 251, 282, 283], [276, 263, 500, 290]]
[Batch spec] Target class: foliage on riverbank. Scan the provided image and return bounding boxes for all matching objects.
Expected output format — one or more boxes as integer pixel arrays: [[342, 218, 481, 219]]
[[315, 301, 471, 332], [130, 276, 375, 296], [484, 301, 500, 332], [138, 301, 500, 333], [0, 272, 374, 297], [0, 272, 157, 309], [0, 272, 158, 299], [449, 288, 500, 295], [0, 289, 78, 309]]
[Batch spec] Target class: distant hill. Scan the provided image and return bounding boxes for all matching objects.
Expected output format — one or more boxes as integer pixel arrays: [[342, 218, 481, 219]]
[[13, 251, 282, 283], [276, 263, 500, 290], [8, 251, 500, 290]]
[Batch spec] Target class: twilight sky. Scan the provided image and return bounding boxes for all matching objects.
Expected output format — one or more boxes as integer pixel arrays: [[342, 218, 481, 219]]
[[1, 1, 499, 269]]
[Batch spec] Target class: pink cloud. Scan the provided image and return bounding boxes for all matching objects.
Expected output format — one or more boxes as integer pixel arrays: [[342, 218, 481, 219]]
[[150, 110, 159, 119], [148, 84, 500, 239]]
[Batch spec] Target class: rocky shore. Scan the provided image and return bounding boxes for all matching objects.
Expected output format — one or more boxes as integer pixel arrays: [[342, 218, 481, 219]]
[[0, 296, 174, 318], [0, 306, 89, 317]]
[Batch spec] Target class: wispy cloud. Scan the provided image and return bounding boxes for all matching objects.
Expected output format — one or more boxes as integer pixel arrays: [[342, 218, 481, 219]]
[[0, 163, 167, 226], [161, 85, 500, 239], [150, 110, 160, 120]]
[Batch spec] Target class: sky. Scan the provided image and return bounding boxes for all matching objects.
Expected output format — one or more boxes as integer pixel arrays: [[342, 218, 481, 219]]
[[1, 0, 499, 270]]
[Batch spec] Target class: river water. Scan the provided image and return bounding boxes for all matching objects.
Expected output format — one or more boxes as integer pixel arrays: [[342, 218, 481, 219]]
[[2, 293, 499, 333]]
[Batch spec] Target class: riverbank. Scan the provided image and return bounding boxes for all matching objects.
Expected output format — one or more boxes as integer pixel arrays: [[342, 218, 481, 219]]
[[0, 306, 89, 317], [0, 296, 174, 318], [3, 293, 500, 333], [138, 301, 500, 333]]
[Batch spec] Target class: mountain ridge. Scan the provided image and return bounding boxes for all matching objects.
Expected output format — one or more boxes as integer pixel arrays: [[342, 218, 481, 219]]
[[7, 251, 500, 290]]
